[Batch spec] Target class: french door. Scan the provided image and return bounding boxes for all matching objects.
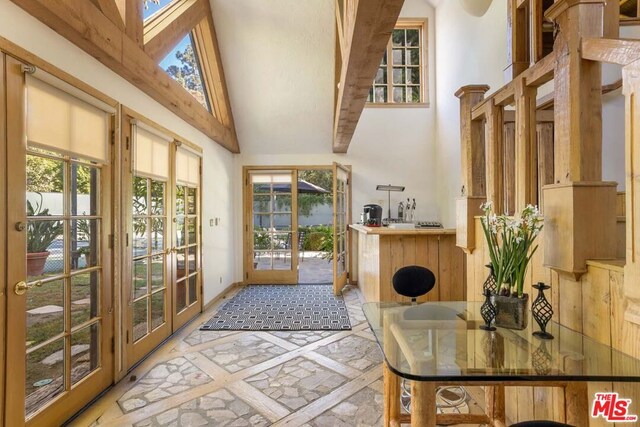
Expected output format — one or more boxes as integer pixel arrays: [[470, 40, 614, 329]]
[[333, 163, 351, 294], [5, 55, 114, 426], [126, 119, 172, 364], [172, 146, 202, 330], [124, 114, 202, 367], [245, 170, 299, 284]]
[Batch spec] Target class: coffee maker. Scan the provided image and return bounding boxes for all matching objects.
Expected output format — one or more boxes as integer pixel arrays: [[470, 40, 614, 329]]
[[363, 204, 383, 227]]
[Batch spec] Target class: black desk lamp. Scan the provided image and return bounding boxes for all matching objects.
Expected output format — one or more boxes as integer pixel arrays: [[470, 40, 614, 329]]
[[376, 184, 405, 220]]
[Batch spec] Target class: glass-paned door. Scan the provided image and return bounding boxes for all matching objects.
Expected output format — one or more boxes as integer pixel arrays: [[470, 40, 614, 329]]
[[246, 170, 298, 284], [128, 120, 172, 365], [173, 147, 201, 330], [5, 57, 113, 426], [130, 176, 170, 361], [333, 163, 351, 295]]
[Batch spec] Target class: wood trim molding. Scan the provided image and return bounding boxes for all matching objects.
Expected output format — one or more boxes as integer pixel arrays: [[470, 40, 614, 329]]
[[333, 0, 404, 153], [10, 0, 239, 153], [192, 14, 238, 139]]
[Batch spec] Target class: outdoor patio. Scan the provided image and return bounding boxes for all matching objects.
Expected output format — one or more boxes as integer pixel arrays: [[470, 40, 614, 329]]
[[254, 251, 334, 284]]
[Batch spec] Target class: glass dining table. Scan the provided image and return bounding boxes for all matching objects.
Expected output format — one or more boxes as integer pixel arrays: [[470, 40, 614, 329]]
[[363, 301, 640, 427]]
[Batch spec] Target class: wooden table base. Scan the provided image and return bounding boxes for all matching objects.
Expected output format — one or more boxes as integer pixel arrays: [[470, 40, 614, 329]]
[[382, 362, 589, 426]]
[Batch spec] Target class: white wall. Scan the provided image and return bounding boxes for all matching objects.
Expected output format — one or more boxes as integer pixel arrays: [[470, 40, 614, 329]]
[[434, 0, 507, 226], [0, 0, 237, 303], [211, 0, 438, 280]]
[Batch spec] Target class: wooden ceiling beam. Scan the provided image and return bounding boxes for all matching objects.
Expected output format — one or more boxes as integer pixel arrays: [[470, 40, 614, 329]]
[[10, 0, 239, 152], [333, 0, 405, 153], [125, 0, 144, 47], [95, 0, 125, 30], [143, 0, 208, 62]]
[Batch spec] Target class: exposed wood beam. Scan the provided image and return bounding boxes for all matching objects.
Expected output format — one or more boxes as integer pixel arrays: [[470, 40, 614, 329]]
[[333, 0, 405, 153], [335, 0, 345, 56], [94, 0, 125, 30], [10, 0, 238, 152], [144, 0, 208, 62], [582, 37, 640, 66], [125, 0, 144, 47]]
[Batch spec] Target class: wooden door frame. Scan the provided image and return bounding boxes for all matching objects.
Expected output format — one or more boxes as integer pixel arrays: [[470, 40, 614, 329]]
[[242, 164, 352, 287], [332, 163, 352, 295], [243, 166, 300, 284], [120, 108, 204, 367], [120, 110, 173, 369], [0, 51, 8, 427], [4, 53, 115, 426], [171, 146, 203, 331], [5, 52, 28, 427]]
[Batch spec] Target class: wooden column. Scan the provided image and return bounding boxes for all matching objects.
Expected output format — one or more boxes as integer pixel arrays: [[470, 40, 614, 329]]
[[485, 100, 504, 214], [515, 78, 537, 212], [543, 0, 617, 278], [505, 0, 530, 79], [503, 121, 516, 216], [536, 121, 554, 212], [455, 85, 490, 254]]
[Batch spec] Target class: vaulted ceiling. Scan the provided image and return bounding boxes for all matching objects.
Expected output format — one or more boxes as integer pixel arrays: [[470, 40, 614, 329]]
[[10, 0, 239, 152]]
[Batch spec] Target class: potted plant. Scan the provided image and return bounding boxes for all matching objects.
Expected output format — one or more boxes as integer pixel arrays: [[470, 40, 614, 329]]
[[480, 202, 543, 329], [27, 195, 64, 277]]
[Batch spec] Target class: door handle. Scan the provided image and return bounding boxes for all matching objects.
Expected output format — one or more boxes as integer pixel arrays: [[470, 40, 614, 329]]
[[14, 280, 42, 295]]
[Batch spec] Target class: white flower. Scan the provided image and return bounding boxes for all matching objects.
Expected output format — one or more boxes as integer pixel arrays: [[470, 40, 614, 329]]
[[480, 201, 493, 212]]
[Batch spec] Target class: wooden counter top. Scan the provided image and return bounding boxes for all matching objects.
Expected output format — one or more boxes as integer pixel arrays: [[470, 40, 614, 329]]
[[351, 224, 465, 303], [349, 224, 456, 236]]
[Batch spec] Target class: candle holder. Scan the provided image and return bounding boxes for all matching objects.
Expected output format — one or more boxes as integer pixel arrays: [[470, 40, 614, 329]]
[[532, 282, 554, 340], [532, 340, 552, 375], [483, 264, 497, 294], [480, 288, 497, 331]]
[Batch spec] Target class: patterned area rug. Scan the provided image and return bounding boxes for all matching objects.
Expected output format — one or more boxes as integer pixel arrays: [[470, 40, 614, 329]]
[[200, 284, 352, 331]]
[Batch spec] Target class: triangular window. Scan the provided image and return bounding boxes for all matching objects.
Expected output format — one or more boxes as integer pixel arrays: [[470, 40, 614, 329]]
[[143, 0, 175, 21], [160, 33, 211, 111]]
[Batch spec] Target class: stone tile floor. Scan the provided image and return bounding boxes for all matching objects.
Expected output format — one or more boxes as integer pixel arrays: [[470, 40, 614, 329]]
[[78, 285, 484, 427]]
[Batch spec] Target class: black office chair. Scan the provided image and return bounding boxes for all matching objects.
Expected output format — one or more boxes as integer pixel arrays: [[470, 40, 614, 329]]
[[511, 421, 573, 427], [392, 265, 436, 303]]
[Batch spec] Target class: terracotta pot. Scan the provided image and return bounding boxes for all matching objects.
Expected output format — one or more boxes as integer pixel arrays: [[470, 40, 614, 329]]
[[490, 293, 529, 330], [27, 251, 50, 277]]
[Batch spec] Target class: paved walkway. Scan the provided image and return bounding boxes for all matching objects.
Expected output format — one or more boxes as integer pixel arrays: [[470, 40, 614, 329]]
[[298, 252, 333, 283]]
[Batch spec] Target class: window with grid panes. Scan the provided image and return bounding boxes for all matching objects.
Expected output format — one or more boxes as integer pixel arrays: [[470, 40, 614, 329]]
[[367, 21, 427, 105]]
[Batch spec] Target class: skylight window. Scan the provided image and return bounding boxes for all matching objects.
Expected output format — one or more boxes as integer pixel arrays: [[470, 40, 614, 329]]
[[143, 0, 175, 21], [160, 34, 211, 111]]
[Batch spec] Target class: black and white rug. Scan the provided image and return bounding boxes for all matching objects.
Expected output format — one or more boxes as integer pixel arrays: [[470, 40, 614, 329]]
[[200, 284, 352, 331]]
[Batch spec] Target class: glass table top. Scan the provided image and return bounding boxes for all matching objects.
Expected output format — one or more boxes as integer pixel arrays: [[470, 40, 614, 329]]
[[363, 301, 640, 382]]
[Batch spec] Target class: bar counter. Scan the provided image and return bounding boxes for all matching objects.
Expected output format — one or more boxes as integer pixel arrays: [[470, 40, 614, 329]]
[[349, 224, 466, 303]]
